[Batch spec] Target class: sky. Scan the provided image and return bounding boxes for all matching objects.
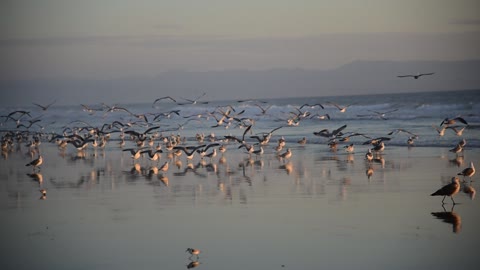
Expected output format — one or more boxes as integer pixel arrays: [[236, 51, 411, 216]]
[[1, 0, 479, 105]]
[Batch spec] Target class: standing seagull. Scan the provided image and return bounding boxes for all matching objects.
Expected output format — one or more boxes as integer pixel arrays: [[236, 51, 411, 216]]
[[397, 72, 435, 79], [431, 177, 461, 204], [26, 155, 43, 171], [186, 248, 201, 260], [457, 162, 475, 181]]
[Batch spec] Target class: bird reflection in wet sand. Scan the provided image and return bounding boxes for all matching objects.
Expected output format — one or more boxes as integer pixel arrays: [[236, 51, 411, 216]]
[[279, 162, 294, 175], [366, 167, 374, 180], [158, 175, 169, 186], [463, 183, 476, 200], [431, 205, 462, 234], [27, 173, 43, 185], [186, 260, 200, 269], [449, 155, 464, 167], [39, 189, 47, 200]]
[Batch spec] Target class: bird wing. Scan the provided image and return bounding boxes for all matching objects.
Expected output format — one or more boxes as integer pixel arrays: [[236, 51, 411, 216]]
[[32, 103, 47, 110], [153, 96, 177, 104], [269, 126, 283, 134], [454, 117, 468, 125], [333, 124, 347, 135], [327, 102, 342, 110], [203, 143, 220, 151], [242, 125, 253, 141], [143, 125, 161, 135]]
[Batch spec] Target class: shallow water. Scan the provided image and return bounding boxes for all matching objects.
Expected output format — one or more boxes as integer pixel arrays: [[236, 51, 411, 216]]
[[1, 142, 479, 270]]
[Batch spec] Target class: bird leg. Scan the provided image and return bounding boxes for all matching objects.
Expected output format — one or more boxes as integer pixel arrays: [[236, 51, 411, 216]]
[[451, 197, 456, 205]]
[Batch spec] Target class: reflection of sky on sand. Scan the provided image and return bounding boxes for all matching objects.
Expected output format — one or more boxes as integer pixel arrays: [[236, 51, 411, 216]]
[[1, 143, 479, 270]]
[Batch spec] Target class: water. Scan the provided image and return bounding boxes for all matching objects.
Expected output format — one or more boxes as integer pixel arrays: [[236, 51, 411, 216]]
[[2, 89, 479, 147], [1, 89, 479, 269]]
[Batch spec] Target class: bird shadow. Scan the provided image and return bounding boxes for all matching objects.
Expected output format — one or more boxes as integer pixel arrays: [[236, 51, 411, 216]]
[[431, 204, 462, 234]]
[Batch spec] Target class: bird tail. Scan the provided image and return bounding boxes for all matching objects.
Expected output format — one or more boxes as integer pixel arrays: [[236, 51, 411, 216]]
[[26, 164, 31, 167]]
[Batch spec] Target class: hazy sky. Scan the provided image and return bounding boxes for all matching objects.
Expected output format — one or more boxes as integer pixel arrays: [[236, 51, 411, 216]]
[[1, 0, 479, 79], [0, 0, 479, 106]]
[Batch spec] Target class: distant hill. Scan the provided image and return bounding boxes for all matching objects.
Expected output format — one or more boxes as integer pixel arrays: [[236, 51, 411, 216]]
[[1, 60, 479, 106]]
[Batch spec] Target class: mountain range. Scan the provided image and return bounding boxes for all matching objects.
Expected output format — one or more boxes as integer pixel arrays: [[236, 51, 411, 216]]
[[1, 59, 479, 106]]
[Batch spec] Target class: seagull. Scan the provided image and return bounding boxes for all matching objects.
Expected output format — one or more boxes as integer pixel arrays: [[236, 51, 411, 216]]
[[431, 177, 461, 204], [397, 72, 435, 79], [309, 113, 330, 120], [457, 162, 475, 181], [32, 100, 56, 111], [343, 143, 354, 153], [362, 137, 391, 145], [141, 149, 163, 162], [173, 145, 206, 160], [449, 144, 464, 155], [313, 124, 347, 139], [251, 146, 264, 157], [365, 149, 373, 161], [299, 103, 324, 110], [81, 104, 102, 115], [440, 117, 468, 127], [186, 248, 201, 259], [357, 109, 399, 120], [254, 104, 273, 115], [124, 126, 161, 141], [326, 102, 355, 113], [26, 155, 43, 171], [224, 124, 252, 144], [387, 128, 418, 137], [278, 148, 292, 160], [297, 137, 307, 145], [177, 93, 208, 105], [236, 99, 268, 104], [196, 143, 220, 157], [371, 141, 385, 152], [68, 139, 94, 151], [152, 96, 177, 107], [123, 148, 146, 161], [250, 126, 282, 145]]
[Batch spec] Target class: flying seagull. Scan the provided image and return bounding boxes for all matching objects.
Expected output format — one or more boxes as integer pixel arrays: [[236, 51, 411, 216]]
[[33, 100, 56, 111], [397, 73, 435, 79]]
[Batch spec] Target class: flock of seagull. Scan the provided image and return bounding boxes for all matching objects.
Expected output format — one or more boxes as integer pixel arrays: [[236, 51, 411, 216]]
[[0, 83, 477, 259], [0, 86, 476, 207]]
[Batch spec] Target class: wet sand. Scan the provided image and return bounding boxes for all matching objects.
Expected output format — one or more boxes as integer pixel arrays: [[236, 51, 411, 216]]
[[1, 142, 479, 270]]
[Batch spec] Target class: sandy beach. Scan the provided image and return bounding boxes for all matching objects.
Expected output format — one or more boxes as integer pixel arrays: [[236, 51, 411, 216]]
[[1, 140, 479, 270]]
